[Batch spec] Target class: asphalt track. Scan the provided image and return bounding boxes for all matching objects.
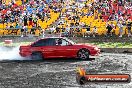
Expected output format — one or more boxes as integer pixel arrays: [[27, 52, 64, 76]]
[[0, 52, 132, 88]]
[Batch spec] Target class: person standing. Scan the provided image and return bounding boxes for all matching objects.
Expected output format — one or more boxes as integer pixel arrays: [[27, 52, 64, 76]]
[[23, 26, 28, 37], [117, 21, 124, 37], [29, 14, 33, 26], [42, 29, 45, 38], [110, 22, 115, 36], [127, 21, 132, 37], [106, 23, 113, 37], [24, 15, 28, 26], [92, 26, 98, 37]]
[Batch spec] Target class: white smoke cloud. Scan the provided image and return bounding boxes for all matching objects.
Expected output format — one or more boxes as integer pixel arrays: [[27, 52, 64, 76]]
[[0, 46, 31, 61]]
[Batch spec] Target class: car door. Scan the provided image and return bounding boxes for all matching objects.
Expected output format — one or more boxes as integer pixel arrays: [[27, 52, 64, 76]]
[[55, 38, 76, 58], [30, 38, 57, 58]]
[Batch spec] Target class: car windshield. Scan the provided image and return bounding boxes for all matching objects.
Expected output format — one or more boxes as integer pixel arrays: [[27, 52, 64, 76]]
[[64, 37, 76, 44]]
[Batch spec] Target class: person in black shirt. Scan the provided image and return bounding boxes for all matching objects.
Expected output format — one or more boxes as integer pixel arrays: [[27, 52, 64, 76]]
[[24, 15, 28, 26], [83, 24, 91, 37], [75, 22, 79, 26], [56, 27, 60, 33], [86, 26, 90, 31], [61, 26, 65, 32], [106, 23, 113, 37], [10, 24, 14, 29]]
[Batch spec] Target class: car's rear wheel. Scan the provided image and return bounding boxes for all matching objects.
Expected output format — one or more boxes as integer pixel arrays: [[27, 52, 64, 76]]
[[77, 49, 89, 60], [31, 52, 43, 60]]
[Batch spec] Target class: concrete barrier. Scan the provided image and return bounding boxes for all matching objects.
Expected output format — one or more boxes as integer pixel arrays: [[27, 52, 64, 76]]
[[0, 36, 132, 43], [101, 48, 132, 53]]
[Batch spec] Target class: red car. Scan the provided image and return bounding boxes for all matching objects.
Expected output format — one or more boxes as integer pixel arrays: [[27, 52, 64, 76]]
[[19, 37, 100, 60]]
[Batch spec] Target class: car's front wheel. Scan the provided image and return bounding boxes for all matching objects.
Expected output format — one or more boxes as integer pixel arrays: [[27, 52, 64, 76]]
[[31, 52, 43, 60], [77, 49, 89, 60]]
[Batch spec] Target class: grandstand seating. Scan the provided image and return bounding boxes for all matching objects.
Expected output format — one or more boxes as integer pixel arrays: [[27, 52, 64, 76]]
[[0, 0, 61, 36], [59, 0, 132, 36], [0, 0, 132, 36]]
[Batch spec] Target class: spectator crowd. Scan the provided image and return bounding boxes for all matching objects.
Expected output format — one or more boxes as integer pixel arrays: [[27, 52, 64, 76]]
[[0, 0, 132, 38], [50, 0, 132, 37]]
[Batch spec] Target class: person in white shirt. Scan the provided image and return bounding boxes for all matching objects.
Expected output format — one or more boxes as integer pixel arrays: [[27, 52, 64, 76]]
[[50, 26, 55, 33], [42, 29, 45, 38], [117, 21, 123, 37], [92, 26, 98, 37]]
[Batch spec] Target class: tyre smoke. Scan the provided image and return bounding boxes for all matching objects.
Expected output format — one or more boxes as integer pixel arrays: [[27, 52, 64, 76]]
[[0, 46, 31, 61]]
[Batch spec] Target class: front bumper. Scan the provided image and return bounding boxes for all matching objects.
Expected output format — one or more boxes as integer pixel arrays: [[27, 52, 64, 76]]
[[90, 49, 101, 58]]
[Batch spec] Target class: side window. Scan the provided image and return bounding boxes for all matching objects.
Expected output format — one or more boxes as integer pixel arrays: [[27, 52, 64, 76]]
[[32, 39, 56, 47], [33, 39, 45, 47], [45, 38, 56, 46], [55, 38, 70, 46]]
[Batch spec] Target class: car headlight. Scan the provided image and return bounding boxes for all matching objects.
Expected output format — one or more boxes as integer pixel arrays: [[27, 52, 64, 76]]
[[94, 47, 98, 50]]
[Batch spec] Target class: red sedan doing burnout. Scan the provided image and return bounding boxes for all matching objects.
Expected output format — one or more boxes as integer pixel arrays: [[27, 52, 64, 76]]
[[19, 37, 100, 60]]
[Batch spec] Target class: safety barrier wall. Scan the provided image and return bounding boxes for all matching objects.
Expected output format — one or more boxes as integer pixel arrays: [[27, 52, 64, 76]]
[[0, 26, 131, 37], [0, 35, 132, 43]]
